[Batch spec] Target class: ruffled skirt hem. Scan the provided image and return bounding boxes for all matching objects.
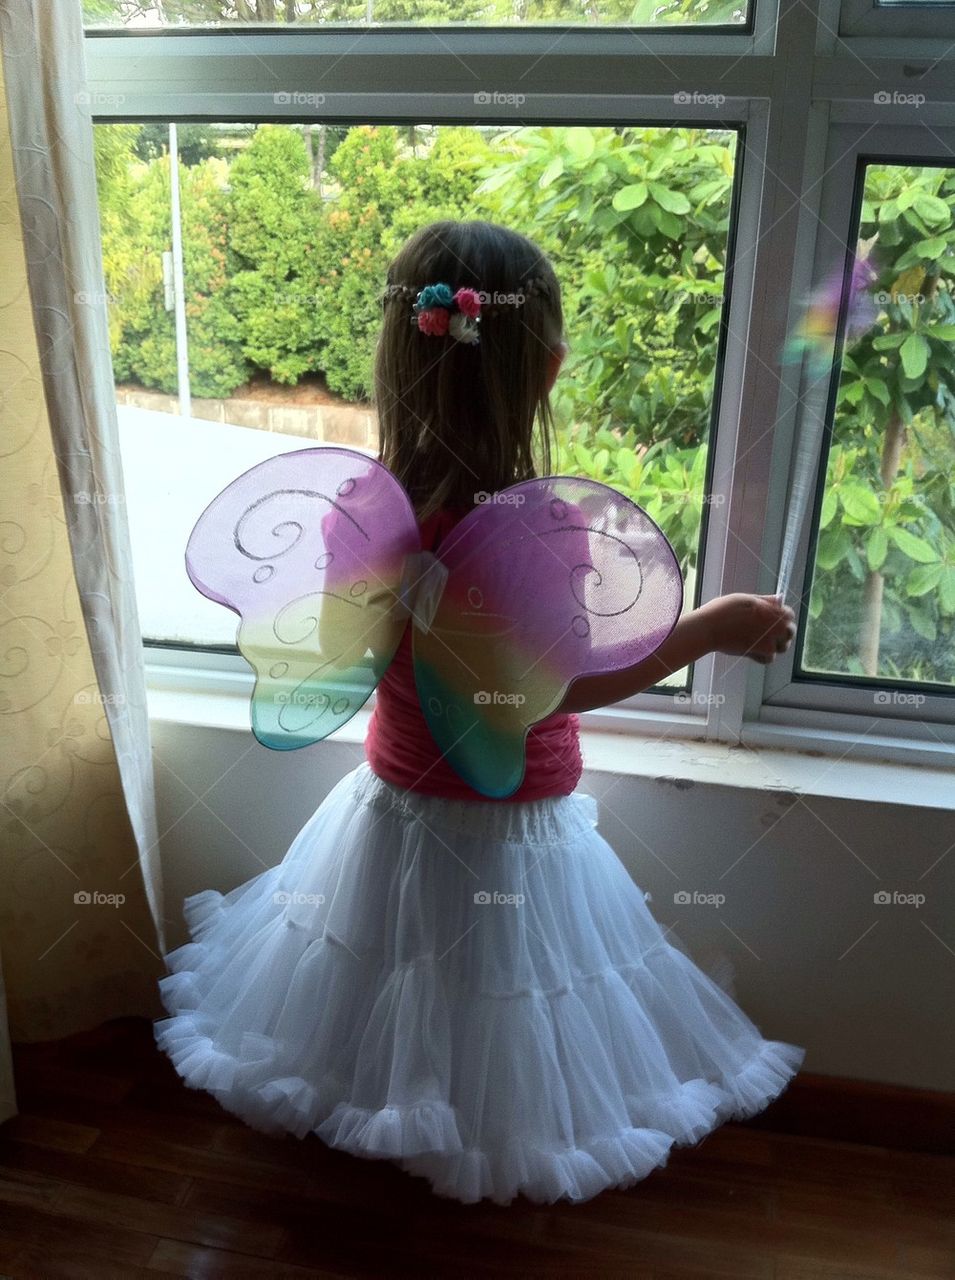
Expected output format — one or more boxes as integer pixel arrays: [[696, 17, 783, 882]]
[[155, 763, 805, 1206]]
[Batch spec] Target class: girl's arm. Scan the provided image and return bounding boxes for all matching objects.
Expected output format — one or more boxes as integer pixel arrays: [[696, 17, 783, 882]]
[[555, 593, 796, 715]]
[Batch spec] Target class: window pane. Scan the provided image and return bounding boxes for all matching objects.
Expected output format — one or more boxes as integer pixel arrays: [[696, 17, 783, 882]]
[[92, 122, 737, 663], [800, 162, 955, 692], [82, 0, 748, 29]]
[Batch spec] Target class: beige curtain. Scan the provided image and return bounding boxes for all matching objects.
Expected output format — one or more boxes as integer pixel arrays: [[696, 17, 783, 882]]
[[0, 1, 166, 1117]]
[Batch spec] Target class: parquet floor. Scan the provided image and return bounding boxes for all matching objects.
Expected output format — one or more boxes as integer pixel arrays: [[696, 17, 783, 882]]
[[0, 1019, 951, 1278]]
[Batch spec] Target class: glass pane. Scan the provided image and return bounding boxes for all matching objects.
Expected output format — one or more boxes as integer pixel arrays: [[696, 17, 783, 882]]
[[82, 0, 748, 29], [92, 122, 737, 668], [801, 162, 955, 692]]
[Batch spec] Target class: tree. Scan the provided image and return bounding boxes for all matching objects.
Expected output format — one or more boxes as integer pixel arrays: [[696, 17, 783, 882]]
[[805, 164, 955, 685]]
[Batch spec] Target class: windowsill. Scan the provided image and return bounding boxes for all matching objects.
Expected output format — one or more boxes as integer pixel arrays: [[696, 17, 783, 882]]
[[146, 683, 955, 813]]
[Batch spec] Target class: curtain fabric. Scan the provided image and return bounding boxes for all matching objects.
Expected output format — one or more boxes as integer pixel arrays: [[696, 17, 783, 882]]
[[0, 0, 166, 1081]]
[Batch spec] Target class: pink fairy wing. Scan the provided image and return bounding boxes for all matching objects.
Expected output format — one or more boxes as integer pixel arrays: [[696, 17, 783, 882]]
[[185, 447, 420, 749], [412, 477, 683, 797]]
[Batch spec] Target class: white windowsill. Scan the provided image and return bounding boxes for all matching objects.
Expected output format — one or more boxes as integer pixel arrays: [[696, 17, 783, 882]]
[[146, 682, 955, 813]]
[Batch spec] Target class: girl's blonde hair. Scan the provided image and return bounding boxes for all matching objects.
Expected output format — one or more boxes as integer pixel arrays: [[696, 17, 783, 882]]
[[374, 220, 564, 521]]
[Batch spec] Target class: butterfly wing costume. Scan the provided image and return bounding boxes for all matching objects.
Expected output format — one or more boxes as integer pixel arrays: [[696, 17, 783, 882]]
[[185, 446, 684, 798]]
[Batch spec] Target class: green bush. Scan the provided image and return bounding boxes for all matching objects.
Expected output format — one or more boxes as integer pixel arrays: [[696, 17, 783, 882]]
[[226, 125, 326, 383], [95, 122, 954, 684], [107, 151, 247, 398], [306, 125, 499, 400]]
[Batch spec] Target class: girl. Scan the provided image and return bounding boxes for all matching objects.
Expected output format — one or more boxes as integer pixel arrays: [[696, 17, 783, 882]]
[[156, 219, 804, 1206]]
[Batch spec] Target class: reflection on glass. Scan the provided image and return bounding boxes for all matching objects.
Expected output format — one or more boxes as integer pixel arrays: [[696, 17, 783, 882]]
[[803, 163, 955, 690]]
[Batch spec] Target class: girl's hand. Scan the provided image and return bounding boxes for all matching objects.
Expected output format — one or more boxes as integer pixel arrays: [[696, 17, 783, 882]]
[[701, 593, 796, 665]]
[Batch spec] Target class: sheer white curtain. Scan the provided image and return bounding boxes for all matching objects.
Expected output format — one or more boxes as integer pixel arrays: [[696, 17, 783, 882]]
[[0, 0, 166, 1108]]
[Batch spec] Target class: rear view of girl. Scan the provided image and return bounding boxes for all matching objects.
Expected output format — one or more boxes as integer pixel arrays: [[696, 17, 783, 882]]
[[156, 219, 804, 1206]]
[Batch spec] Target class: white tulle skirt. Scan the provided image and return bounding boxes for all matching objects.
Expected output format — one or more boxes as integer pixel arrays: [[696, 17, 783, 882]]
[[155, 761, 804, 1206]]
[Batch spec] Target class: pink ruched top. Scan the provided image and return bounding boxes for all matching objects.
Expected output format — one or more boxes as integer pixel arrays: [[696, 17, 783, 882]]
[[364, 506, 583, 802]]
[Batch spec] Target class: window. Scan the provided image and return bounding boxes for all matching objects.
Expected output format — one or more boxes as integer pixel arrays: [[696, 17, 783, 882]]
[[800, 162, 954, 694], [83, 0, 955, 759], [82, 0, 750, 31], [95, 120, 737, 662]]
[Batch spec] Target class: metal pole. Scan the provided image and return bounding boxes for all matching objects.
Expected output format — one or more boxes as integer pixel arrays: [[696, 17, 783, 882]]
[[168, 123, 192, 417]]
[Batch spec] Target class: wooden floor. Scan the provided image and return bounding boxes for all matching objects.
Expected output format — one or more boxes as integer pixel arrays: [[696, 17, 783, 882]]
[[0, 1019, 951, 1279]]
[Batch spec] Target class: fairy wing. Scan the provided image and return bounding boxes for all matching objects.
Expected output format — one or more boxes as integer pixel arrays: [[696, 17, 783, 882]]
[[412, 477, 683, 798], [185, 447, 420, 749]]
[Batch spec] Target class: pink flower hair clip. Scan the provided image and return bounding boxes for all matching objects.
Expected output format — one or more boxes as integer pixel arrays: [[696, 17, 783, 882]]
[[412, 282, 482, 345]]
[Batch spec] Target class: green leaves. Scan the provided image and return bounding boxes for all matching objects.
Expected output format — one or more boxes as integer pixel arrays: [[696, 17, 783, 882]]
[[905, 562, 943, 596], [840, 484, 883, 525], [888, 526, 938, 563], [648, 183, 691, 214], [612, 182, 648, 211], [866, 526, 888, 572], [539, 155, 564, 189], [899, 332, 930, 380], [564, 127, 596, 163], [913, 192, 950, 225]]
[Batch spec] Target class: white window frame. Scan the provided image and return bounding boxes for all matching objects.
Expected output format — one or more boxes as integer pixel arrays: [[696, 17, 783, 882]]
[[756, 121, 955, 760], [83, 0, 955, 771], [838, 0, 955, 40]]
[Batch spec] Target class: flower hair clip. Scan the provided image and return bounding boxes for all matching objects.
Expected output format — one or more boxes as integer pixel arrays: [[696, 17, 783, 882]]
[[381, 276, 548, 343], [412, 282, 482, 345]]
